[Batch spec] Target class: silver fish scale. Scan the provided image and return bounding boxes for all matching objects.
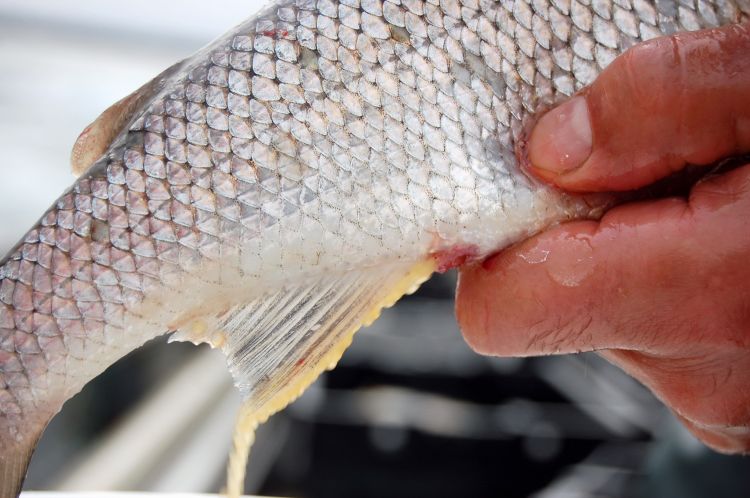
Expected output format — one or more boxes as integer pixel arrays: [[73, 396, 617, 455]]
[[0, 0, 746, 453]]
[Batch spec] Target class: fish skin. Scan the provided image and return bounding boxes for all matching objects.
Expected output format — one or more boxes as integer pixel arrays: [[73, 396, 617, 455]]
[[1, 0, 748, 494]]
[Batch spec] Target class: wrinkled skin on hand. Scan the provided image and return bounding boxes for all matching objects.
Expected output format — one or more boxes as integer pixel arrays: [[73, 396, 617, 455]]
[[456, 23, 750, 453]]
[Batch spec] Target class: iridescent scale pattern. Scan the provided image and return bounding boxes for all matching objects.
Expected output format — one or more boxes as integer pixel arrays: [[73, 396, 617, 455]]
[[1, 0, 746, 453]]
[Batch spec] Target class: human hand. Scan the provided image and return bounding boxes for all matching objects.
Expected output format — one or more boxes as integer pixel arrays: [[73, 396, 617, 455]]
[[456, 23, 750, 453]]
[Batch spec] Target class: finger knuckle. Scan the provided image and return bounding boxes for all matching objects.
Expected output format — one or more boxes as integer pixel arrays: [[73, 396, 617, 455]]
[[524, 314, 596, 355], [617, 35, 682, 111]]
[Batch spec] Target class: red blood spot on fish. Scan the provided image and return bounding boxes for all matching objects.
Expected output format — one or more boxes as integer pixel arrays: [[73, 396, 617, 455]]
[[262, 29, 289, 39], [432, 245, 479, 273], [295, 357, 306, 367]]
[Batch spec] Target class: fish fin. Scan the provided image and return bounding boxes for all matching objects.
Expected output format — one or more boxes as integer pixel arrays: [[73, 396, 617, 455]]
[[0, 434, 40, 498], [217, 260, 435, 423], [70, 60, 186, 177]]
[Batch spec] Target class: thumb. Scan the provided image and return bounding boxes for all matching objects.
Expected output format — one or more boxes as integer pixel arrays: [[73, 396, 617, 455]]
[[455, 164, 750, 454], [455, 163, 750, 357], [526, 23, 750, 192]]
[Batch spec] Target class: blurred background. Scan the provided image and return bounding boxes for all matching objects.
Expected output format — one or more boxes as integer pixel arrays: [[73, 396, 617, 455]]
[[2, 1, 749, 497]]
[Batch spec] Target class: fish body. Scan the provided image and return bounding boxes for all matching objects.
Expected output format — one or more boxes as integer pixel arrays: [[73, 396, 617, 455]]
[[1, 0, 747, 495]]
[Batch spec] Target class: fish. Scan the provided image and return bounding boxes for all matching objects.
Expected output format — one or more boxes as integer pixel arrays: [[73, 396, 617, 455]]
[[1, 0, 748, 495]]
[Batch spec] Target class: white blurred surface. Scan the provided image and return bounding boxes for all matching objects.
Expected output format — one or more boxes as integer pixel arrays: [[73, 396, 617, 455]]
[[0, 0, 266, 253], [53, 350, 239, 492], [0, 0, 272, 40], [22, 493, 279, 498]]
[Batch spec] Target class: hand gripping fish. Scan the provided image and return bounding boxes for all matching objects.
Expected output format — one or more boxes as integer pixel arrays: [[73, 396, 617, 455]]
[[1, 0, 747, 495]]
